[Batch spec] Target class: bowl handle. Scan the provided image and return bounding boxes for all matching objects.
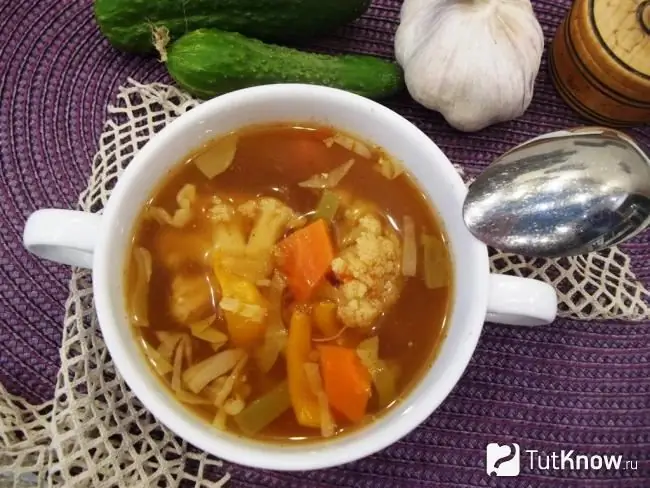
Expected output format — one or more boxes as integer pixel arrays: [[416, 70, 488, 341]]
[[486, 274, 557, 326], [23, 209, 101, 269]]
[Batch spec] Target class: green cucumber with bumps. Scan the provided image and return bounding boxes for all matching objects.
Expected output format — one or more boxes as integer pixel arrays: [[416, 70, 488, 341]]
[[94, 0, 371, 53], [164, 29, 404, 100]]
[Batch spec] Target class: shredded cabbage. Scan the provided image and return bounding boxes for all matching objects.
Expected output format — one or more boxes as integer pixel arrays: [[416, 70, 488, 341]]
[[303, 362, 335, 438], [213, 354, 249, 407], [422, 234, 449, 290], [218, 297, 266, 323], [324, 134, 372, 159], [139, 336, 172, 376], [255, 273, 288, 373], [175, 389, 212, 406], [375, 156, 405, 179], [182, 349, 244, 394], [357, 337, 398, 408], [402, 216, 417, 277], [171, 341, 184, 392], [130, 247, 152, 327], [189, 315, 228, 344], [193, 133, 238, 179], [298, 159, 355, 189], [155, 331, 185, 361]]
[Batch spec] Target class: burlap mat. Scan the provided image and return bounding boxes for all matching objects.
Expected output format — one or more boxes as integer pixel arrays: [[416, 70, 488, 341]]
[[1, 1, 649, 486]]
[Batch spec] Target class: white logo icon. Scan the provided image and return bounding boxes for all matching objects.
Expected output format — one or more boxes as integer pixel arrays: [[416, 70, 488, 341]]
[[486, 443, 520, 477]]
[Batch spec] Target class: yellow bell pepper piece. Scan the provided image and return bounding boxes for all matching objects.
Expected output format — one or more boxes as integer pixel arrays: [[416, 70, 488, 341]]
[[287, 309, 320, 428], [213, 261, 268, 347], [312, 301, 340, 338]]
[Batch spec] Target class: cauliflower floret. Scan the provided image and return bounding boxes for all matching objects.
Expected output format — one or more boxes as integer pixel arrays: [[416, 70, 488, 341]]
[[148, 184, 197, 228], [237, 200, 258, 220], [332, 214, 401, 328], [213, 197, 297, 282], [169, 272, 215, 324], [208, 196, 235, 223], [246, 197, 296, 256]]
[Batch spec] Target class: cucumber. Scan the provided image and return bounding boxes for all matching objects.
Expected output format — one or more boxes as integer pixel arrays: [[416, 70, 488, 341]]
[[94, 0, 371, 53], [165, 29, 404, 100]]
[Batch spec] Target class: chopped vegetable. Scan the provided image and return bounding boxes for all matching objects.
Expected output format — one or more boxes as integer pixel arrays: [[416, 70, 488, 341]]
[[217, 253, 269, 283], [325, 134, 372, 159], [175, 389, 212, 406], [180, 334, 193, 366], [298, 159, 355, 189], [402, 216, 417, 277], [318, 345, 371, 422], [286, 310, 320, 428], [213, 263, 268, 347], [188, 315, 214, 333], [224, 397, 246, 416], [203, 377, 226, 404], [188, 314, 228, 344], [139, 337, 172, 376], [182, 349, 244, 394], [303, 362, 335, 437], [246, 198, 297, 260], [148, 184, 196, 228], [422, 234, 449, 290], [192, 133, 238, 179], [171, 342, 184, 392], [213, 353, 248, 407], [155, 332, 185, 361], [356, 337, 397, 408], [234, 381, 291, 435], [188, 315, 225, 344], [194, 327, 228, 345], [212, 408, 227, 429], [375, 156, 404, 180], [169, 272, 216, 324], [330, 214, 402, 329], [255, 273, 288, 373], [313, 190, 341, 222], [129, 247, 152, 327], [213, 220, 247, 255], [312, 302, 340, 338], [277, 219, 335, 302], [154, 228, 211, 269]]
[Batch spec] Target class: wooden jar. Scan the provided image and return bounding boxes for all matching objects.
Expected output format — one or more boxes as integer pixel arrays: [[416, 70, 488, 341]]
[[549, 0, 650, 127]]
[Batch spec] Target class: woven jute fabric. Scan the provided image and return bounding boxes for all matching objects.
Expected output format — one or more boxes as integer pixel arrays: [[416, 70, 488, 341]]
[[1, 1, 649, 486]]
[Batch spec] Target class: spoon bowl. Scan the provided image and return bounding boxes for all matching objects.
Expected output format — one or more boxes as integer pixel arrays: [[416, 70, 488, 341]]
[[463, 127, 650, 257]]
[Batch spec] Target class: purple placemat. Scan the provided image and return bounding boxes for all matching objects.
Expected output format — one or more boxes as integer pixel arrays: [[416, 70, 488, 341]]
[[1, 0, 649, 486]]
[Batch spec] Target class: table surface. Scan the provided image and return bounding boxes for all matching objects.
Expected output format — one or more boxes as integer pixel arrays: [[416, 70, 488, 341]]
[[1, 0, 649, 486]]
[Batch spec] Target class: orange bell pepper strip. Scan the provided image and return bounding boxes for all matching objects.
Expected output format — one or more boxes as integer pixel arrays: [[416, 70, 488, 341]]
[[312, 301, 340, 338], [318, 345, 371, 422], [277, 219, 334, 302], [286, 309, 320, 428]]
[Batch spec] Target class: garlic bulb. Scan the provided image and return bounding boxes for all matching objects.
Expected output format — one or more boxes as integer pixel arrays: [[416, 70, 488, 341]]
[[394, 0, 544, 132]]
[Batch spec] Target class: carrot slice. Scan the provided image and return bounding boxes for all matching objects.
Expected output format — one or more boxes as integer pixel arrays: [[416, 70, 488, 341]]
[[277, 219, 334, 302], [286, 310, 320, 428], [318, 345, 371, 422]]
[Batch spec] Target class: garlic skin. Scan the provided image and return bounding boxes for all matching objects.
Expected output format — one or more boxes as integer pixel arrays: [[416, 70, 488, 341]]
[[395, 0, 544, 132]]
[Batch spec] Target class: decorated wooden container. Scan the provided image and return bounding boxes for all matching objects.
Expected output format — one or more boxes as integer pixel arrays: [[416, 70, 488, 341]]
[[549, 0, 650, 127]]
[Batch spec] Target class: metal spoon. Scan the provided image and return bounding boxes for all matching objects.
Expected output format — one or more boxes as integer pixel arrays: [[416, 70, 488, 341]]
[[462, 127, 650, 257]]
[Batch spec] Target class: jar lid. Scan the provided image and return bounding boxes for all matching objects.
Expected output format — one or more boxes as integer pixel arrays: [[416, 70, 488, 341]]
[[590, 0, 650, 78]]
